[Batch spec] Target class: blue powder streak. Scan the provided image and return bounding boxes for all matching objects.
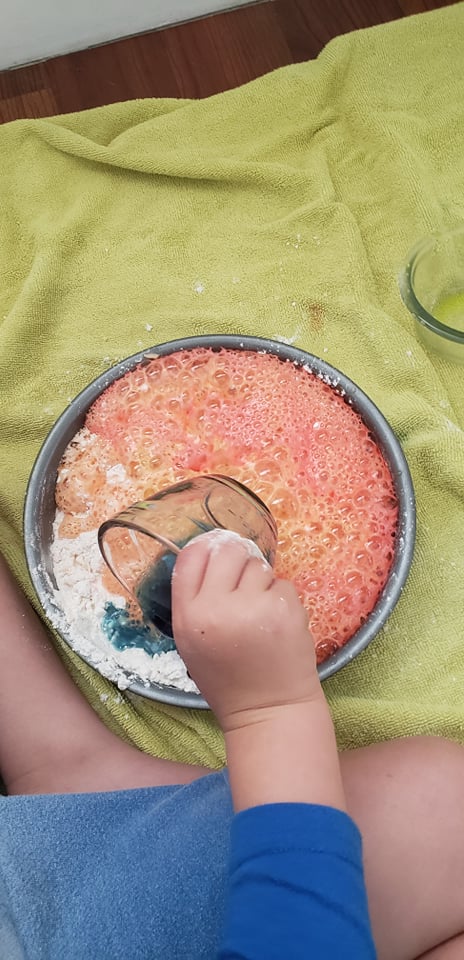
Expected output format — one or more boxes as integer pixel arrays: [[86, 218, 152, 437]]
[[101, 602, 176, 656]]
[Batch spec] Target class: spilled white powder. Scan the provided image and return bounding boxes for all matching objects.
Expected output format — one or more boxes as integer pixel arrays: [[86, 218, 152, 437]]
[[272, 327, 301, 346], [106, 463, 128, 484], [50, 515, 198, 693]]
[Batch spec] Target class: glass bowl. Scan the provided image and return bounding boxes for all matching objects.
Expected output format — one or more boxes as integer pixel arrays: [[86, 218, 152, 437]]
[[399, 225, 464, 363]]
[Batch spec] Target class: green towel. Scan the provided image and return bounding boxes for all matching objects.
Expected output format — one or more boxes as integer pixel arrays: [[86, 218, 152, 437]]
[[1, 4, 463, 767]]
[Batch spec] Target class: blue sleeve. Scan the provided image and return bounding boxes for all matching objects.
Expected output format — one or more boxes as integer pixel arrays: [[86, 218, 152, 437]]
[[219, 803, 377, 960]]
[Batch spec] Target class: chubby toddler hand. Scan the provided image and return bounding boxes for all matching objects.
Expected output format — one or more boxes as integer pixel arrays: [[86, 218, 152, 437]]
[[171, 531, 320, 731]]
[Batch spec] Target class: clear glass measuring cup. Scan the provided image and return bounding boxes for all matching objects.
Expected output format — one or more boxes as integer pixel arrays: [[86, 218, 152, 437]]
[[98, 474, 278, 641]]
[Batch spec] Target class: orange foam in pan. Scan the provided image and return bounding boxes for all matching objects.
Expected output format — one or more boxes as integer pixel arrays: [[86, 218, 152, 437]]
[[55, 348, 398, 663]]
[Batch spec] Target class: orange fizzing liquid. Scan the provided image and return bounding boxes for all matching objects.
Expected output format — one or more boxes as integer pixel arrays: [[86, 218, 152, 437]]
[[56, 348, 398, 663]]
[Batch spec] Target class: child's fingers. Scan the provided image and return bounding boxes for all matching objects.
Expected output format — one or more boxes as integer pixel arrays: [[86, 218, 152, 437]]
[[236, 556, 275, 593], [200, 539, 253, 594], [269, 578, 309, 624], [171, 538, 212, 604]]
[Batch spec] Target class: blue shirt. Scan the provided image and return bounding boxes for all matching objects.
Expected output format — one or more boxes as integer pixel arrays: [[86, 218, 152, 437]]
[[221, 803, 376, 959], [0, 773, 375, 959]]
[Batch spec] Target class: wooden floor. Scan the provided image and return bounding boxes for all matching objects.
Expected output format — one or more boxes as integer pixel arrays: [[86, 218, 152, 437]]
[[0, 0, 456, 123]]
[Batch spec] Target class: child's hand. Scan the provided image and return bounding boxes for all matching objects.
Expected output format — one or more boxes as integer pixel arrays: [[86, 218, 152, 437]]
[[171, 532, 321, 732]]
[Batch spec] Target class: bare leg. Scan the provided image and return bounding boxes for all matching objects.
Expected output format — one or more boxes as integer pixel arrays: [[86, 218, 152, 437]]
[[418, 937, 464, 959], [0, 553, 209, 794], [340, 737, 464, 960], [1, 557, 464, 960]]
